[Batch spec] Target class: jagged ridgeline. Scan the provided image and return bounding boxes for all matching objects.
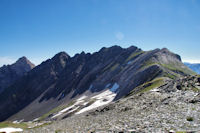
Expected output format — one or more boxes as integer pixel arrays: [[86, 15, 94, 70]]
[[0, 45, 195, 122]]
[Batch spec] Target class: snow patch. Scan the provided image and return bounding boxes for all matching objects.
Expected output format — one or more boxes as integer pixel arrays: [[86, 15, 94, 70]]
[[52, 90, 117, 118], [74, 95, 88, 105], [76, 95, 87, 102], [92, 90, 114, 100], [52, 104, 75, 118], [12, 121, 18, 124], [60, 105, 75, 113], [52, 112, 62, 118], [150, 88, 160, 92], [0, 127, 23, 133], [76, 90, 116, 114], [67, 106, 79, 114], [32, 118, 39, 122], [52, 95, 88, 118], [127, 61, 133, 65], [12, 119, 23, 124], [110, 83, 119, 92], [82, 101, 89, 106]]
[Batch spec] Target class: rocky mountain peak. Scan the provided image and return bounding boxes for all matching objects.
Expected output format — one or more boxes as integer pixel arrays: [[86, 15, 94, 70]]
[[159, 48, 181, 60], [151, 48, 182, 64], [51, 52, 70, 68], [17, 56, 28, 61], [126, 45, 138, 51], [15, 56, 35, 69], [11, 57, 35, 75], [0, 56, 35, 94], [107, 45, 122, 52], [161, 47, 169, 52], [80, 51, 86, 55], [52, 52, 70, 61], [99, 45, 122, 53]]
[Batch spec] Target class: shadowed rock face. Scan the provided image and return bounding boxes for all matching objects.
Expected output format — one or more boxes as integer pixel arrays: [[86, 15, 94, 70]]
[[0, 57, 35, 93], [0, 52, 70, 121], [0, 45, 194, 121]]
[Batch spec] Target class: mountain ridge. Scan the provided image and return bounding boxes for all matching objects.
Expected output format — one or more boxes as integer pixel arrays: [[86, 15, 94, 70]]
[[0, 45, 195, 122]]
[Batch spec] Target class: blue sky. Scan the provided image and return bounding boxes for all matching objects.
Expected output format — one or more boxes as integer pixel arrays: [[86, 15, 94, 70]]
[[0, 0, 200, 66]]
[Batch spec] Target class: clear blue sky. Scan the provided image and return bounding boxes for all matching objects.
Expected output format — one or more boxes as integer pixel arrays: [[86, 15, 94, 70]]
[[0, 0, 200, 66]]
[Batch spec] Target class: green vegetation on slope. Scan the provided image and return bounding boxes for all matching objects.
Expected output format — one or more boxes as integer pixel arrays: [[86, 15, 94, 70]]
[[31, 122, 52, 129], [176, 131, 186, 133], [102, 62, 115, 72], [142, 60, 157, 69], [162, 72, 177, 79], [125, 50, 144, 62], [127, 78, 165, 97], [142, 59, 196, 78], [110, 63, 119, 71], [160, 63, 196, 76], [0, 121, 28, 129], [102, 61, 120, 73], [141, 61, 177, 79], [138, 78, 164, 93]]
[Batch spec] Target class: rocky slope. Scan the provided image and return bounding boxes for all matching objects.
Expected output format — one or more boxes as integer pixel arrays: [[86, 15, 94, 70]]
[[0, 57, 35, 93], [24, 75, 200, 133], [0, 45, 194, 122], [184, 62, 200, 74]]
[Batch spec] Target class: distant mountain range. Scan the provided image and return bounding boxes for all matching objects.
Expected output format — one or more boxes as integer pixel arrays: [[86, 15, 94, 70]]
[[0, 45, 195, 122], [184, 62, 200, 74], [0, 57, 35, 93]]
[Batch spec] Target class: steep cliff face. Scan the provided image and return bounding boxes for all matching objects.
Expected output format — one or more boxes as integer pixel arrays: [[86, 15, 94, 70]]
[[0, 57, 35, 93], [0, 45, 194, 121]]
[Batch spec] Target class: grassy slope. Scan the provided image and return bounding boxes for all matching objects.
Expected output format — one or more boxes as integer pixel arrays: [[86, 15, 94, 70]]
[[137, 78, 164, 93], [160, 63, 196, 75], [142, 59, 196, 78], [125, 50, 144, 62], [0, 121, 28, 129], [127, 78, 165, 97]]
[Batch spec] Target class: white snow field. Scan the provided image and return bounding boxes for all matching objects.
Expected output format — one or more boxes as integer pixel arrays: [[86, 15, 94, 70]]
[[76, 90, 116, 114], [52, 89, 117, 118], [0, 127, 23, 133], [52, 95, 88, 118]]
